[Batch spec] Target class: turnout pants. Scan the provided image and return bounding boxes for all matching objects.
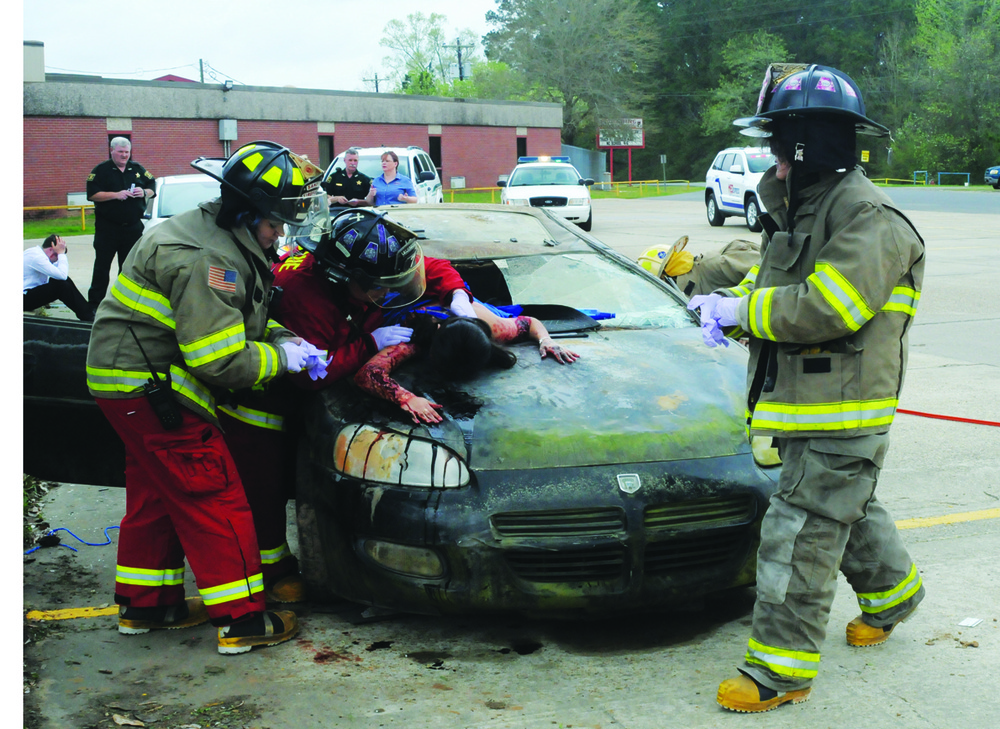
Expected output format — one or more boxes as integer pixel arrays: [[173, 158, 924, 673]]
[[98, 397, 266, 625], [88, 220, 144, 308], [743, 434, 925, 691], [219, 394, 299, 583]]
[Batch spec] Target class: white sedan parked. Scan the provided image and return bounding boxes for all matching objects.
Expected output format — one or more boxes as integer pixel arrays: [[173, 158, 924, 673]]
[[498, 157, 595, 231]]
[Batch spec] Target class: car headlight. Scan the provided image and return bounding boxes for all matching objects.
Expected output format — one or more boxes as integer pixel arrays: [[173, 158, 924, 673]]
[[506, 198, 530, 206], [363, 540, 445, 578], [333, 423, 470, 487], [567, 197, 589, 206]]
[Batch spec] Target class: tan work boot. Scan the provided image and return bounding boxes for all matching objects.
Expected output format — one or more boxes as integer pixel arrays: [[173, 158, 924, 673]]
[[118, 597, 209, 635], [717, 674, 811, 713], [217, 610, 298, 655], [847, 606, 918, 647], [265, 573, 307, 603]]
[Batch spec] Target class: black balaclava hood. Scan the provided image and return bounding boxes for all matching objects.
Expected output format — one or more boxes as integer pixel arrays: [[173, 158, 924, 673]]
[[769, 116, 857, 232]]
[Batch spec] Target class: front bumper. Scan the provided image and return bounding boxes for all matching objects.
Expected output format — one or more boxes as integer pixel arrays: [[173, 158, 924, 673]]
[[297, 453, 776, 617]]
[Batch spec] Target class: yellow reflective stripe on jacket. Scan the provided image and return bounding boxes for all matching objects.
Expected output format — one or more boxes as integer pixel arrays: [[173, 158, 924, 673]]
[[169, 364, 215, 416], [199, 573, 264, 606], [745, 638, 820, 679], [116, 565, 185, 587], [266, 319, 284, 333], [252, 341, 282, 383], [723, 265, 758, 297], [881, 286, 920, 316], [110, 273, 176, 329], [218, 403, 285, 431], [857, 563, 922, 614], [179, 323, 246, 369], [260, 542, 293, 565], [747, 287, 776, 340], [808, 262, 875, 332], [751, 398, 898, 432], [86, 365, 151, 394]]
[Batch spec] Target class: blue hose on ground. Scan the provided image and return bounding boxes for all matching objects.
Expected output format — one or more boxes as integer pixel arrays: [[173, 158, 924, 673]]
[[24, 525, 119, 555]]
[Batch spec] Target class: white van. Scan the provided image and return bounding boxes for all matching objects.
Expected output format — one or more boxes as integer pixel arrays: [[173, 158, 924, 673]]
[[324, 146, 444, 205]]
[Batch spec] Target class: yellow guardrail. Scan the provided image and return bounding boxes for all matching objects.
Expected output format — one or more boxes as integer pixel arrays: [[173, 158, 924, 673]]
[[870, 178, 928, 186], [444, 180, 696, 203], [24, 204, 95, 231]]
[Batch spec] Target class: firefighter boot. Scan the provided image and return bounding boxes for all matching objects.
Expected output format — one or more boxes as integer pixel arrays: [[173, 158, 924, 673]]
[[265, 573, 306, 603], [118, 597, 209, 635], [717, 673, 811, 713], [217, 610, 298, 655], [847, 606, 918, 647]]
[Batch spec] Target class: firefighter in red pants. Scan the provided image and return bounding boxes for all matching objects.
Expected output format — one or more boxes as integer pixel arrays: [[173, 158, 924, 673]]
[[87, 141, 329, 654]]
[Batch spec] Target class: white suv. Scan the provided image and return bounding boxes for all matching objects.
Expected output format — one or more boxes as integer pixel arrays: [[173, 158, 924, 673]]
[[324, 146, 444, 205], [704, 147, 776, 232], [497, 156, 595, 231]]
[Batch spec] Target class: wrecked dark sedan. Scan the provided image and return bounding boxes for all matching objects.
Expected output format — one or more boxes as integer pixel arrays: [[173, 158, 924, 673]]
[[23, 204, 778, 618]]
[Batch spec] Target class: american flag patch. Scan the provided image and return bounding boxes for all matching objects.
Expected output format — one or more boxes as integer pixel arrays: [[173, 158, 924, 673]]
[[208, 266, 238, 293]]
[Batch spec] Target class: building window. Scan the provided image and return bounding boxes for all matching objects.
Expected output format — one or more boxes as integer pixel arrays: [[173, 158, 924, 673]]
[[319, 136, 334, 170], [429, 137, 442, 179], [516, 137, 527, 161], [108, 133, 131, 157]]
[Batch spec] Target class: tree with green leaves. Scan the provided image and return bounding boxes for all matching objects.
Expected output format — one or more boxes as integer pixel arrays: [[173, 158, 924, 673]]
[[484, 0, 657, 146], [378, 12, 482, 94]]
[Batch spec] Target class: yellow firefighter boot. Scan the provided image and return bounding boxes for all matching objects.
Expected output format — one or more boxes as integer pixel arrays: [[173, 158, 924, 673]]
[[217, 610, 298, 655], [118, 597, 209, 635], [847, 606, 917, 647], [717, 674, 811, 713]]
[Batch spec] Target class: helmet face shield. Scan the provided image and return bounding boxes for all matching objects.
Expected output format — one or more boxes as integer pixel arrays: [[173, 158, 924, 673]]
[[281, 185, 331, 247], [358, 243, 427, 309]]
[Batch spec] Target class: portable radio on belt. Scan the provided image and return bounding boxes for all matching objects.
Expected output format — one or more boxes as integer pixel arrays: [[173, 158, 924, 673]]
[[128, 325, 183, 430]]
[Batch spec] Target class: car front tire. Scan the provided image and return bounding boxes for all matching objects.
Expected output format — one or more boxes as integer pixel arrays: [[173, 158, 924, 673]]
[[706, 194, 724, 226], [744, 196, 762, 232], [579, 210, 593, 231]]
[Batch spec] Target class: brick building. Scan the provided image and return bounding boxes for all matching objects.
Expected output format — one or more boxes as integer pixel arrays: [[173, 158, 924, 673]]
[[22, 41, 563, 209]]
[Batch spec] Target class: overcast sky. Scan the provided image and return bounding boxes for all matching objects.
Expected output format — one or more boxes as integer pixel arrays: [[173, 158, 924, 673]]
[[22, 0, 498, 92]]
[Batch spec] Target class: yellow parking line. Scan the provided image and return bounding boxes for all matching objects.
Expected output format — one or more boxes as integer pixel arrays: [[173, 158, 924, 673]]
[[25, 606, 118, 621], [896, 507, 1000, 530]]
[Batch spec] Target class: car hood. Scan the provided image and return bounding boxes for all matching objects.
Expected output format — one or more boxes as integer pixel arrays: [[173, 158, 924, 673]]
[[317, 326, 751, 472]]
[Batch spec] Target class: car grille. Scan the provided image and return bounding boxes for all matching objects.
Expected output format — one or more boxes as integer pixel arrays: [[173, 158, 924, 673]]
[[643, 495, 755, 530], [491, 508, 625, 537], [644, 529, 746, 575], [494, 496, 757, 584], [529, 196, 567, 207], [504, 545, 626, 582]]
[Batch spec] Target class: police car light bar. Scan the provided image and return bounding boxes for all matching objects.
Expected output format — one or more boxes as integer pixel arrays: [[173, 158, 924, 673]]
[[518, 156, 571, 163]]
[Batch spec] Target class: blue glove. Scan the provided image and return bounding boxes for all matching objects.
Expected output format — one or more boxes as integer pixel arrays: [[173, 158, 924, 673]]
[[371, 325, 413, 350], [449, 289, 476, 318], [280, 341, 310, 372]]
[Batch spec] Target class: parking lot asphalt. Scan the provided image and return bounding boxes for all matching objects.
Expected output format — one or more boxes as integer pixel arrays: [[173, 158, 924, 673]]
[[21, 193, 1000, 729]]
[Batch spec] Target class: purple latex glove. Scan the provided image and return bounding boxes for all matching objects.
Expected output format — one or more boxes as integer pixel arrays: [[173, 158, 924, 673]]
[[280, 341, 310, 372], [686, 293, 730, 348], [713, 296, 741, 327], [298, 341, 331, 381]]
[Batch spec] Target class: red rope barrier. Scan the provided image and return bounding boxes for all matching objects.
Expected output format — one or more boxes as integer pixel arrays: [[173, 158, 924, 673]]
[[897, 408, 1000, 428]]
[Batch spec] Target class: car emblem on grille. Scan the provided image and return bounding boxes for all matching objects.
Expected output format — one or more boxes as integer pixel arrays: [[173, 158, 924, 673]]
[[617, 474, 641, 494]]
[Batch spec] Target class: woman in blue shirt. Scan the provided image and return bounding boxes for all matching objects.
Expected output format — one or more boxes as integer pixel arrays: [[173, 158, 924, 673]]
[[366, 151, 418, 206]]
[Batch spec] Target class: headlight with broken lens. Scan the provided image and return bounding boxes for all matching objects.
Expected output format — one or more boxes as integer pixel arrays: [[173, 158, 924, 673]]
[[333, 424, 471, 488], [363, 540, 445, 578]]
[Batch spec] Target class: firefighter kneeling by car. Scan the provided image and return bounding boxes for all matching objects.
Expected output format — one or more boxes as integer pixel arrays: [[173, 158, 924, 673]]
[[86, 141, 329, 655]]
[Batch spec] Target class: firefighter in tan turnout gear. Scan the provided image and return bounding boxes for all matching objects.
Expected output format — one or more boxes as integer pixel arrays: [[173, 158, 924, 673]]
[[86, 141, 329, 654], [688, 64, 926, 712]]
